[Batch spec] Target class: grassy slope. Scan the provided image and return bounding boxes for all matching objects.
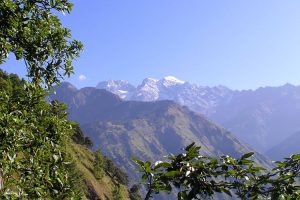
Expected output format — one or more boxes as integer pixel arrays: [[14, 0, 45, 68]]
[[67, 142, 129, 200]]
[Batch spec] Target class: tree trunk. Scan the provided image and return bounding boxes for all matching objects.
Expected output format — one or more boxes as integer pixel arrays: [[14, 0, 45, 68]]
[[144, 189, 153, 200], [0, 171, 3, 190]]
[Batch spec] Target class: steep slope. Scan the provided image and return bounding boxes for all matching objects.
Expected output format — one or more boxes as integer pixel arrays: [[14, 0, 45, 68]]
[[265, 131, 300, 160], [68, 142, 129, 200], [51, 83, 272, 185]]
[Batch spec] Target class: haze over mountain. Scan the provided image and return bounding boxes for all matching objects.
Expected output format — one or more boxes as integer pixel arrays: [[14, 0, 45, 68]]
[[96, 77, 300, 153], [50, 82, 272, 184], [266, 131, 300, 160]]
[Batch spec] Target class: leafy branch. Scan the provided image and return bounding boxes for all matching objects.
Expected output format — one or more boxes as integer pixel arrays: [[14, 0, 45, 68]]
[[133, 143, 300, 200]]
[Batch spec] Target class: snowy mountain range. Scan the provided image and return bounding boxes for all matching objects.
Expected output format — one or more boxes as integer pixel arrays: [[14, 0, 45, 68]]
[[96, 77, 300, 154], [96, 76, 233, 115]]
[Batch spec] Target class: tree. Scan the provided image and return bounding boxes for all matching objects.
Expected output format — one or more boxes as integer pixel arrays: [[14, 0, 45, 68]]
[[93, 150, 105, 180], [133, 143, 300, 200], [104, 156, 129, 185], [72, 123, 93, 148], [0, 0, 83, 87], [0, 0, 83, 198], [0, 72, 82, 198]]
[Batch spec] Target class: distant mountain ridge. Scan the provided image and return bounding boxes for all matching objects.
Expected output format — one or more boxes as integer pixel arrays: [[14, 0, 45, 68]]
[[211, 83, 300, 153], [266, 131, 300, 160], [50, 82, 272, 186], [96, 76, 233, 116], [97, 77, 300, 153]]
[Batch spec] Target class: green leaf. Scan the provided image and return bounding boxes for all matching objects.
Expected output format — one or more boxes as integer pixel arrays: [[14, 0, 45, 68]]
[[132, 157, 144, 166], [221, 188, 232, 197], [154, 162, 172, 170], [163, 171, 181, 177], [185, 142, 195, 151], [178, 191, 188, 200], [241, 152, 254, 160], [142, 174, 148, 183], [291, 154, 300, 159]]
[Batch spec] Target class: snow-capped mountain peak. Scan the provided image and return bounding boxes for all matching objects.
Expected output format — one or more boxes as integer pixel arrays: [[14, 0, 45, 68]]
[[161, 76, 185, 87], [134, 78, 160, 101], [95, 77, 233, 115], [96, 80, 135, 98], [97, 80, 135, 91], [140, 78, 159, 86]]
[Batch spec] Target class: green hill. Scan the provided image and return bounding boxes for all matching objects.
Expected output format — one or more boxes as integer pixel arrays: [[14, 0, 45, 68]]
[[67, 142, 130, 199]]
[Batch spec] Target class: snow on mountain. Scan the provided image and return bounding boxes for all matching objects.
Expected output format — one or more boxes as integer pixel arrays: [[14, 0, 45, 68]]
[[132, 78, 160, 101], [96, 80, 135, 99], [160, 76, 185, 87], [96, 76, 233, 115], [95, 78, 300, 153]]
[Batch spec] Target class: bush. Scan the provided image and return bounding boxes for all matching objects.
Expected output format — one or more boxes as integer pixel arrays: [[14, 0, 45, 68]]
[[93, 150, 105, 180]]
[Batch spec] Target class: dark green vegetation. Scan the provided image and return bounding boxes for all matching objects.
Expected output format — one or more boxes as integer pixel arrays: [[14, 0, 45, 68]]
[[0, 70, 132, 199], [50, 83, 272, 186], [72, 123, 93, 148], [134, 143, 300, 200], [0, 70, 78, 198], [0, 0, 84, 198]]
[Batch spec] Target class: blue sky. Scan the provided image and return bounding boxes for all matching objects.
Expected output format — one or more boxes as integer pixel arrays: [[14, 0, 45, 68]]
[[2, 0, 300, 89]]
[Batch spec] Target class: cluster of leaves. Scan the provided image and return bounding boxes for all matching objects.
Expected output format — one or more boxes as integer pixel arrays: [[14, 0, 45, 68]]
[[0, 0, 83, 87], [133, 143, 300, 200], [0, 70, 81, 198]]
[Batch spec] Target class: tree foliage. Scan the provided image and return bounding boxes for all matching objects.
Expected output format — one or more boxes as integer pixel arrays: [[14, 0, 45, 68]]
[[72, 123, 93, 148], [104, 156, 129, 186], [0, 0, 83, 198], [0, 70, 81, 198], [133, 143, 300, 200], [0, 0, 83, 87]]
